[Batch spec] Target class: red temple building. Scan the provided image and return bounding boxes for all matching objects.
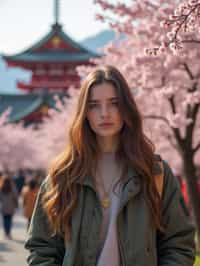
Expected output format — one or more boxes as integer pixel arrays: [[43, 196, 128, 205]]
[[3, 1, 99, 93], [0, 0, 100, 124]]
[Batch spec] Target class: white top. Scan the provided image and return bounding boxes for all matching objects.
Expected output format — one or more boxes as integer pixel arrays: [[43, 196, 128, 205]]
[[94, 152, 122, 266]]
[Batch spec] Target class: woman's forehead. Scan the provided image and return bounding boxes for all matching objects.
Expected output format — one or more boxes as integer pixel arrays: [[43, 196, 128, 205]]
[[89, 83, 117, 100]]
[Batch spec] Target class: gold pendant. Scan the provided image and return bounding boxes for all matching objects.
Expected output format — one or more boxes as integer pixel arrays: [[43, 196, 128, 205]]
[[101, 198, 110, 208]]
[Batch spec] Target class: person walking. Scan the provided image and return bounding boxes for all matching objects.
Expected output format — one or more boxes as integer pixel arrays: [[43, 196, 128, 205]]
[[25, 66, 195, 266], [21, 178, 39, 229], [14, 168, 25, 195], [0, 175, 18, 239]]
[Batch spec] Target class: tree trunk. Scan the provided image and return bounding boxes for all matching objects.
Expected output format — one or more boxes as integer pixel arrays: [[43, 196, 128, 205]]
[[183, 153, 200, 250]]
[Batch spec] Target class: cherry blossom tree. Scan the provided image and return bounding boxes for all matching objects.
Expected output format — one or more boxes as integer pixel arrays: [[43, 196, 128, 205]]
[[35, 88, 79, 170], [0, 88, 79, 173], [0, 110, 43, 172], [88, 0, 200, 243]]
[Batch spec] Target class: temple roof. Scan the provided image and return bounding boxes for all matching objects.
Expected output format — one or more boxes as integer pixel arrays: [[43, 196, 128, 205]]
[[4, 52, 98, 63], [3, 23, 100, 64], [0, 92, 65, 122]]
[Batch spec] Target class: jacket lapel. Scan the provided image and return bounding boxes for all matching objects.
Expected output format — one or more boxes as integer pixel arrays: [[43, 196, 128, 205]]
[[118, 168, 142, 211], [76, 166, 142, 211]]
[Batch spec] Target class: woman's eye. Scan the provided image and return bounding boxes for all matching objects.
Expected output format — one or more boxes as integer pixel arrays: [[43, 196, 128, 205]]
[[88, 103, 98, 109], [111, 101, 119, 106]]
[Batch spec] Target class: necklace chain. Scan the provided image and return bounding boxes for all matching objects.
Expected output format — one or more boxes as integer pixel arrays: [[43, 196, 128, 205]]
[[95, 164, 121, 209]]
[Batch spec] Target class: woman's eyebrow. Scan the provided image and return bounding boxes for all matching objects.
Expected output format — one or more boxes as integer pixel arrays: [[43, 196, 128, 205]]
[[88, 97, 119, 103], [109, 97, 119, 101]]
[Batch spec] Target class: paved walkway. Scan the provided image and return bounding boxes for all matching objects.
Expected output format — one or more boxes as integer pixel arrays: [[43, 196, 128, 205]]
[[0, 208, 28, 266]]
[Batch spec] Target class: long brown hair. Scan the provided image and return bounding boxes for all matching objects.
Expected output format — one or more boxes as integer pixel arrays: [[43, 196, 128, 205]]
[[43, 65, 165, 241], [0, 176, 13, 194]]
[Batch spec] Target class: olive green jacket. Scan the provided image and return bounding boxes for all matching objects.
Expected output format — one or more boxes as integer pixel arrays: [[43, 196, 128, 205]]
[[25, 159, 195, 266]]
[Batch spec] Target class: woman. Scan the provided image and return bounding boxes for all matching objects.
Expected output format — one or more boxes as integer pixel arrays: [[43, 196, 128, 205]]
[[25, 66, 195, 266], [0, 175, 18, 239]]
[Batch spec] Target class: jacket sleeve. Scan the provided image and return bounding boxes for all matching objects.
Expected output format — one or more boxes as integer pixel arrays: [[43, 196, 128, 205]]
[[157, 160, 196, 266], [24, 178, 65, 266]]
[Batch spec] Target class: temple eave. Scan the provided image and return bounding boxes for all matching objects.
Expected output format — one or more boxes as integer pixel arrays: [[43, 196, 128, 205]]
[[17, 80, 80, 91], [5, 59, 29, 69], [5, 58, 94, 69]]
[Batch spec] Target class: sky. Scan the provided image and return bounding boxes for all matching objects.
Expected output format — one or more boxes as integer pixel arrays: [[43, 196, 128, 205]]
[[0, 0, 111, 55]]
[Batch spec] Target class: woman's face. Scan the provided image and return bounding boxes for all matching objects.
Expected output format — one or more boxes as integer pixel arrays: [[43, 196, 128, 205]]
[[86, 82, 124, 138]]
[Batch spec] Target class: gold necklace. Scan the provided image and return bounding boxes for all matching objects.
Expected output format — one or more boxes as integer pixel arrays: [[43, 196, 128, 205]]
[[101, 198, 110, 208], [96, 167, 119, 209], [100, 180, 115, 209]]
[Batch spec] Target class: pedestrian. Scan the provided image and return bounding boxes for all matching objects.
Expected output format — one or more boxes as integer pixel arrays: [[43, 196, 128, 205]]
[[14, 168, 25, 195], [0, 175, 18, 239], [25, 65, 195, 265], [21, 178, 39, 229]]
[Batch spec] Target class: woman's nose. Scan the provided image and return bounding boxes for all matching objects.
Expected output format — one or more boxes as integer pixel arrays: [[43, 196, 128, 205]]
[[101, 105, 109, 118]]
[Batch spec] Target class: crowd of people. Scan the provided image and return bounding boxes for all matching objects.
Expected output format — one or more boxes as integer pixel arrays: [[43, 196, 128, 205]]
[[0, 169, 44, 239]]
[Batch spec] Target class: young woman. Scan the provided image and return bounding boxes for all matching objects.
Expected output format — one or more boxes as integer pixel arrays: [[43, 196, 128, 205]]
[[25, 66, 195, 266]]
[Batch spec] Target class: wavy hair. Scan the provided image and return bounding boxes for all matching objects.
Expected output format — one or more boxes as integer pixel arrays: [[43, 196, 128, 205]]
[[43, 65, 165, 241], [0, 176, 13, 194]]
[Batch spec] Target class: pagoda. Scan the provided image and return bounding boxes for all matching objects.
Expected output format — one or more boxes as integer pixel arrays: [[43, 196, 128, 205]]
[[3, 0, 99, 93], [0, 0, 100, 124]]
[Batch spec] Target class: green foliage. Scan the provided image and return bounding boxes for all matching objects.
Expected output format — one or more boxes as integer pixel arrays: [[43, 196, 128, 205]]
[[195, 254, 200, 266]]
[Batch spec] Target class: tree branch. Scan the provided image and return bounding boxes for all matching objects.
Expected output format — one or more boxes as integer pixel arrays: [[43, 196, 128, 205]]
[[191, 102, 200, 154], [168, 97, 183, 145], [143, 115, 170, 127], [183, 63, 194, 80], [165, 4, 200, 44], [166, 133, 181, 154], [182, 39, 200, 44], [193, 142, 200, 154], [144, 114, 182, 154]]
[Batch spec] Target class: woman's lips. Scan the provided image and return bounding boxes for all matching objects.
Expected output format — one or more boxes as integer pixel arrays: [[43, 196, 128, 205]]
[[99, 122, 114, 127]]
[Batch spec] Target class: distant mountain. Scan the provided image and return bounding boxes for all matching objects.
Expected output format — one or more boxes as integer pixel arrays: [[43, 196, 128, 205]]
[[0, 55, 31, 94], [0, 29, 116, 94], [81, 29, 116, 52]]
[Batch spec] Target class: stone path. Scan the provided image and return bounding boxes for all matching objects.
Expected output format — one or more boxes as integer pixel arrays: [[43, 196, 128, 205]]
[[0, 208, 28, 266]]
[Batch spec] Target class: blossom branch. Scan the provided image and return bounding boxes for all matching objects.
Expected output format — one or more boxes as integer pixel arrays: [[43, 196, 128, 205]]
[[143, 115, 170, 127], [183, 62, 194, 79], [165, 133, 181, 153], [193, 142, 200, 153], [161, 1, 200, 49], [168, 97, 184, 143]]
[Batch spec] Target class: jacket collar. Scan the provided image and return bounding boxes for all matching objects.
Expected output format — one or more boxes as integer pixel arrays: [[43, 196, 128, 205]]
[[76, 166, 142, 204]]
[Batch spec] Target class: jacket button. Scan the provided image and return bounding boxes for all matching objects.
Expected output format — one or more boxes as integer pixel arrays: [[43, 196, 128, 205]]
[[92, 208, 96, 217], [146, 246, 151, 253]]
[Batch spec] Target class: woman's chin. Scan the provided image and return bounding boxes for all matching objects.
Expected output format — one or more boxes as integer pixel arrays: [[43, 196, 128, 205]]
[[97, 131, 117, 138]]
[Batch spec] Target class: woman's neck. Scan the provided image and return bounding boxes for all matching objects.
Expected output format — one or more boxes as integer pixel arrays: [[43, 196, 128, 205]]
[[97, 135, 119, 153]]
